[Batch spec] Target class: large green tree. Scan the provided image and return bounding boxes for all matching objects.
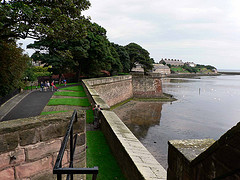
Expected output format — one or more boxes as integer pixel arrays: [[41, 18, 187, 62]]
[[0, 0, 91, 41], [125, 43, 153, 72], [0, 41, 30, 96], [28, 22, 123, 78], [112, 43, 130, 73]]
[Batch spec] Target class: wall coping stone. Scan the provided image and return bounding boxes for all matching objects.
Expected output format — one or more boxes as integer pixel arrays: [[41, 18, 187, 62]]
[[168, 139, 215, 162], [84, 75, 132, 86], [0, 111, 84, 135], [102, 110, 167, 180]]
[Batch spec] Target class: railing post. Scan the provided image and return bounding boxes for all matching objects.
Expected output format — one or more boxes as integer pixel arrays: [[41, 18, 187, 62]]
[[70, 126, 73, 180]]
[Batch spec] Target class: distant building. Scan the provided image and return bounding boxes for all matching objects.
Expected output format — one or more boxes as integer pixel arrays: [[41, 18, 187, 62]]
[[185, 62, 196, 67], [152, 64, 171, 74], [159, 59, 184, 66], [131, 63, 144, 72]]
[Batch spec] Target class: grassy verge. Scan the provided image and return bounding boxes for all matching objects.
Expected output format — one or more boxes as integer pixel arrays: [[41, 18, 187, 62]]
[[54, 91, 87, 97], [48, 98, 90, 106], [86, 131, 126, 180], [86, 109, 94, 124], [61, 85, 84, 91], [40, 110, 69, 115]]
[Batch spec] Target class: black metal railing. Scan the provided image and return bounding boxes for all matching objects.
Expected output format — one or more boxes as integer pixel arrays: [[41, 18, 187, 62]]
[[53, 110, 98, 180]]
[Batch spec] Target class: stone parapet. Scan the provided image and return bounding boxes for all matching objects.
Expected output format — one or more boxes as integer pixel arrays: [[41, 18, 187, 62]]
[[168, 122, 240, 179], [83, 76, 167, 180], [0, 111, 86, 180], [101, 110, 167, 180]]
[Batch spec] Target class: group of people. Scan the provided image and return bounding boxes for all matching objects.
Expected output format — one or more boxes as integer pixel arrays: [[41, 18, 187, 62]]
[[40, 80, 59, 92]]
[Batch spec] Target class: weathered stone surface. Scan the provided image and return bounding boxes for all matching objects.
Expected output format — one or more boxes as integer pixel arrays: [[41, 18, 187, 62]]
[[101, 110, 167, 180], [26, 140, 61, 160], [15, 156, 52, 179], [19, 128, 40, 146], [0, 167, 15, 180], [0, 132, 19, 153], [0, 149, 25, 169], [168, 139, 215, 162]]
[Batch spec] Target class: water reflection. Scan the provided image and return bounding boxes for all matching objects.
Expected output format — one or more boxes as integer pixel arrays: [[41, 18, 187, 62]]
[[114, 75, 240, 170], [113, 101, 163, 140]]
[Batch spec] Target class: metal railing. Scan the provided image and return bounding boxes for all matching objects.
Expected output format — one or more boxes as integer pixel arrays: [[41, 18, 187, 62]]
[[53, 110, 98, 180]]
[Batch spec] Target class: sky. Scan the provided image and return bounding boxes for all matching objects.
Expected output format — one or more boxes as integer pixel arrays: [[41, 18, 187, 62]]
[[19, 0, 240, 70]]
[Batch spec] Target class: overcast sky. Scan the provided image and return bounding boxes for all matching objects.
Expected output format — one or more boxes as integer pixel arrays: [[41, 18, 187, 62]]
[[20, 0, 240, 70]]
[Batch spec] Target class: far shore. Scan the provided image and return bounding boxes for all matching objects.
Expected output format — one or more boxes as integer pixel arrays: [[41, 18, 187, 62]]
[[165, 73, 220, 78]]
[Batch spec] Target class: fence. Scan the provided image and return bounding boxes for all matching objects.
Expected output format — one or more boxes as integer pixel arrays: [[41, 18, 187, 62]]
[[53, 110, 98, 180]]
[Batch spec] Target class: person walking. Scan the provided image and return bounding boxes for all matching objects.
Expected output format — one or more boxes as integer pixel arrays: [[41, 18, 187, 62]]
[[40, 82, 44, 92]]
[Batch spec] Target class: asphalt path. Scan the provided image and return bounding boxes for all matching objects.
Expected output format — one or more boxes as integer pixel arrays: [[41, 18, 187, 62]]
[[2, 91, 54, 121]]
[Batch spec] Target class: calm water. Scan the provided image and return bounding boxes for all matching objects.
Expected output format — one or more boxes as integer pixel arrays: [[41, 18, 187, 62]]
[[114, 75, 240, 169]]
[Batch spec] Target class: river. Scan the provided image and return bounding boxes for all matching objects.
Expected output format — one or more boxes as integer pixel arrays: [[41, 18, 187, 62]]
[[113, 74, 240, 169]]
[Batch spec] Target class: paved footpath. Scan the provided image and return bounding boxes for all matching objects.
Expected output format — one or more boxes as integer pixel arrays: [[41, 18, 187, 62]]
[[1, 90, 54, 121]]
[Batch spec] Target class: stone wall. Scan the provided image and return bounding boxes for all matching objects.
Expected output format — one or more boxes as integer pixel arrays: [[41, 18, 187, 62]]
[[132, 74, 163, 98], [83, 77, 167, 180], [167, 122, 240, 179], [84, 75, 133, 107], [0, 111, 86, 180]]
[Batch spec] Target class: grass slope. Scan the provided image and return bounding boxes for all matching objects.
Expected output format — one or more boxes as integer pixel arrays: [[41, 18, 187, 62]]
[[40, 110, 69, 115], [86, 131, 126, 180], [48, 98, 90, 106], [54, 91, 86, 97], [86, 109, 94, 124], [61, 85, 85, 92]]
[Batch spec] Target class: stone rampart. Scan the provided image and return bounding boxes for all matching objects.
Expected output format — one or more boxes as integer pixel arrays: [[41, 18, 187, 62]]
[[132, 74, 163, 98], [83, 75, 133, 107], [0, 111, 86, 180], [168, 122, 240, 179], [83, 76, 167, 180]]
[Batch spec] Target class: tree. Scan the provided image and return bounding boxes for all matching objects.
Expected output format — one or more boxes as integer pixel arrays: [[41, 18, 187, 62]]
[[112, 43, 130, 73], [28, 22, 123, 78], [0, 0, 91, 41], [0, 41, 29, 96], [125, 43, 153, 72]]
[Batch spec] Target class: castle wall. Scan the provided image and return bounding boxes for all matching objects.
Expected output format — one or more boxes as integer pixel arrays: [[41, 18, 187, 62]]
[[0, 111, 86, 180]]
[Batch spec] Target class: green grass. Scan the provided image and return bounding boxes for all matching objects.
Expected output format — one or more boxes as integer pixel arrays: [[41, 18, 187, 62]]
[[61, 85, 84, 91], [40, 110, 69, 115], [47, 98, 90, 106], [54, 91, 86, 97], [86, 109, 94, 124], [86, 131, 126, 180]]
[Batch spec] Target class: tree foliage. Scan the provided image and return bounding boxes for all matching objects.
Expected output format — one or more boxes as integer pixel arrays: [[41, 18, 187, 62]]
[[125, 43, 153, 72], [0, 0, 91, 41], [0, 41, 30, 96]]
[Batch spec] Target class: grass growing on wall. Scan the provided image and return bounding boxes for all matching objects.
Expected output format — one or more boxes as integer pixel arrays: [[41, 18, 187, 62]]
[[54, 91, 87, 97], [86, 131, 126, 180], [47, 98, 90, 106], [61, 85, 85, 91]]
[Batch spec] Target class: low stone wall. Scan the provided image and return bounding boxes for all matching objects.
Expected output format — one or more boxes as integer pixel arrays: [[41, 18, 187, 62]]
[[83, 77, 167, 180], [168, 122, 240, 179], [0, 111, 86, 180]]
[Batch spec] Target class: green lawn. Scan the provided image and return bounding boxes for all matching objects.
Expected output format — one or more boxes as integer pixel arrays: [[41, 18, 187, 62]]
[[40, 110, 69, 115], [54, 91, 87, 97], [86, 109, 94, 124], [47, 98, 90, 106], [61, 85, 85, 91], [86, 131, 126, 180]]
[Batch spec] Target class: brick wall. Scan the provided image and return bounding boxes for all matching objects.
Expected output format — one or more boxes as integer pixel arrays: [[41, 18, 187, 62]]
[[0, 111, 86, 180], [167, 122, 240, 179]]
